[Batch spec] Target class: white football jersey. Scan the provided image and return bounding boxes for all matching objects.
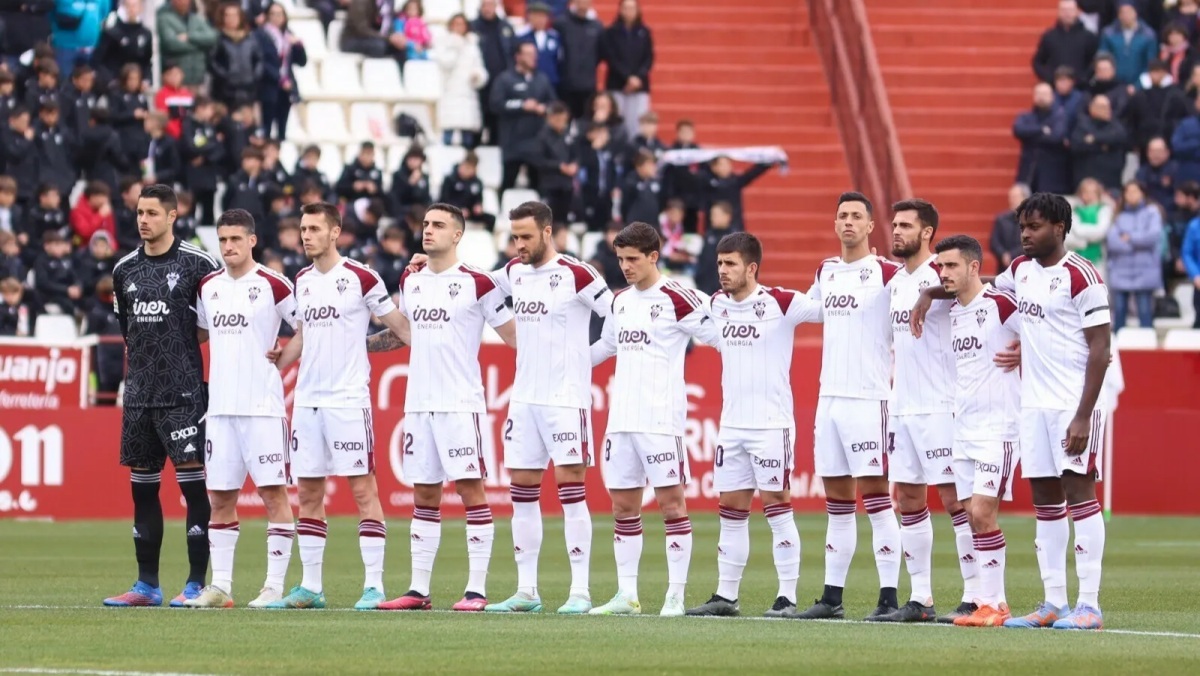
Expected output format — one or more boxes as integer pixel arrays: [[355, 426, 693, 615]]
[[593, 278, 709, 436], [807, 255, 902, 399], [697, 284, 820, 429], [493, 254, 612, 409], [949, 286, 1021, 440], [399, 261, 513, 414], [994, 252, 1111, 411], [889, 257, 956, 415], [293, 257, 395, 409], [196, 265, 297, 417]]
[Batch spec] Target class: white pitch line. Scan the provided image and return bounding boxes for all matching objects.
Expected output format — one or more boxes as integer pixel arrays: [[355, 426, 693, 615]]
[[4, 605, 1200, 639], [0, 669, 220, 676]]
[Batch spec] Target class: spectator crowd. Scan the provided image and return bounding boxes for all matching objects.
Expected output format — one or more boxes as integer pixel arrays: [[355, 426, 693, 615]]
[[1006, 0, 1200, 330]]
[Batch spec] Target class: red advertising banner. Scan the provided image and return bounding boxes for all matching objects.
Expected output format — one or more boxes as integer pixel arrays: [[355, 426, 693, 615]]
[[1, 344, 1198, 520], [0, 338, 91, 410]]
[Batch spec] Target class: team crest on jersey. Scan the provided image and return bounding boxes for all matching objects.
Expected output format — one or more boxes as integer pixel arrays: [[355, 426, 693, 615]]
[[859, 268, 872, 283], [976, 308, 988, 326], [753, 300, 767, 319], [549, 273, 562, 290], [448, 283, 461, 299], [1050, 277, 1061, 292], [336, 277, 348, 294], [248, 286, 259, 302], [919, 280, 931, 290], [650, 304, 663, 320], [166, 271, 180, 291]]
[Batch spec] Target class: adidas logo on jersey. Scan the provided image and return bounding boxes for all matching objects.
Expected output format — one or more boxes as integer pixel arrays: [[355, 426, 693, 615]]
[[983, 559, 1001, 569], [618, 307, 625, 314], [960, 553, 975, 563], [184, 443, 196, 454], [303, 288, 311, 295], [1071, 456, 1084, 465], [984, 480, 996, 489], [413, 285, 421, 293], [270, 550, 284, 557], [942, 466, 954, 476], [721, 309, 728, 317], [127, 282, 138, 292], [868, 458, 880, 467], [876, 545, 895, 556], [767, 477, 780, 485], [187, 525, 205, 537], [775, 540, 794, 549], [210, 291, 219, 300], [666, 469, 677, 478], [568, 547, 584, 557], [466, 463, 477, 472], [277, 470, 285, 478], [354, 459, 365, 468], [567, 448, 579, 457], [668, 542, 683, 552], [469, 536, 484, 545]]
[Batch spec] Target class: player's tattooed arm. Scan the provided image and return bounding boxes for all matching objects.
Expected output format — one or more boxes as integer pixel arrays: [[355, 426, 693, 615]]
[[366, 329, 407, 352], [369, 309, 411, 351]]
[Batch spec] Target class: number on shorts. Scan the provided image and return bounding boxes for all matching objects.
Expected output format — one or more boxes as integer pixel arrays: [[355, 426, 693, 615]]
[[887, 432, 895, 454], [604, 438, 611, 461], [290, 432, 298, 452], [504, 419, 513, 441], [715, 444, 724, 468], [205, 439, 213, 463], [404, 433, 414, 455]]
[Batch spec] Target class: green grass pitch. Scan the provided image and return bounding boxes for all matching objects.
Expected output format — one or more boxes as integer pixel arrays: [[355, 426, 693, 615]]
[[1, 514, 1198, 675]]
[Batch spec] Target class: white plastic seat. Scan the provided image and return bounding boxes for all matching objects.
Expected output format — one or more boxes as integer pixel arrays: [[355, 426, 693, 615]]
[[195, 226, 220, 256], [318, 143, 348, 182], [482, 187, 499, 217], [361, 59, 406, 101], [327, 18, 345, 55], [561, 230, 582, 258], [426, 145, 466, 188], [33, 314, 78, 342], [474, 145, 501, 189], [424, 0, 461, 23], [292, 64, 320, 98], [279, 141, 299, 173], [285, 108, 308, 142], [1176, 283, 1196, 325], [386, 142, 414, 175], [459, 229, 498, 270], [304, 102, 351, 143], [682, 233, 704, 257], [291, 19, 327, 63], [1114, 327, 1158, 350], [403, 60, 443, 101], [320, 55, 364, 99], [350, 102, 398, 143], [392, 103, 435, 141], [428, 22, 450, 48], [1163, 328, 1200, 350], [581, 231, 603, 261], [500, 188, 541, 217]]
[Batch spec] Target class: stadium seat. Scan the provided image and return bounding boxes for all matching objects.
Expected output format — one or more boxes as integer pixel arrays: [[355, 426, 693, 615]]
[[500, 189, 540, 217], [304, 103, 351, 144], [403, 60, 443, 101], [385, 142, 414, 175], [1176, 283, 1196, 325], [1163, 329, 1200, 351], [474, 146, 502, 189], [1115, 327, 1158, 350], [196, 226, 219, 255], [393, 103, 435, 142], [581, 231, 602, 261], [463, 0, 482, 18], [291, 19, 327, 63], [424, 0, 460, 24], [34, 314, 78, 342], [285, 109, 308, 143], [562, 230, 582, 259], [428, 22, 450, 49], [459, 229, 498, 270], [361, 59, 406, 102], [683, 233, 704, 257], [279, 141, 299, 173], [482, 187, 499, 217], [327, 18, 345, 56], [349, 103, 398, 143], [320, 55, 364, 99], [318, 142, 348, 181], [426, 145, 467, 190], [292, 65, 321, 98]]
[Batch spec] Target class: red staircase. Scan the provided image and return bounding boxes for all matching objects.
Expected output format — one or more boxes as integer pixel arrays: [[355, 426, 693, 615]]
[[866, 0, 1048, 244], [640, 0, 852, 289]]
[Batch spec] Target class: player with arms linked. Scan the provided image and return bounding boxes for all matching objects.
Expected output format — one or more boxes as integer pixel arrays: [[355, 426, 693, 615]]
[[185, 209, 300, 609], [104, 184, 221, 607], [914, 193, 1111, 630], [272, 203, 409, 610], [590, 222, 710, 617], [684, 232, 820, 618]]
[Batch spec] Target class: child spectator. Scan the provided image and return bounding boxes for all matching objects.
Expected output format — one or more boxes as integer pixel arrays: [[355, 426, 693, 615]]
[[181, 96, 224, 223], [630, 111, 665, 166], [35, 100, 78, 200], [336, 141, 384, 203], [61, 64, 99, 138], [70, 181, 117, 245], [221, 102, 265, 175], [79, 109, 132, 195], [113, 178, 143, 253], [154, 62, 193, 140], [696, 154, 776, 232], [33, 231, 82, 314], [665, 118, 701, 232], [75, 230, 117, 297], [618, 148, 663, 226], [0, 71, 17, 124], [576, 121, 617, 231], [0, 276, 36, 336], [4, 107, 39, 207], [373, 224, 409, 295], [275, 216, 307, 278], [223, 146, 270, 227], [533, 102, 576, 223], [390, 145, 431, 219], [438, 152, 494, 230], [291, 145, 333, 199], [24, 58, 61, 115], [693, 201, 735, 294], [109, 63, 153, 169], [174, 190, 198, 242], [658, 198, 694, 274], [21, 184, 68, 265], [552, 223, 577, 258], [0, 176, 23, 235], [395, 1, 433, 61], [83, 274, 124, 403], [143, 111, 183, 187], [0, 230, 24, 281], [588, 220, 626, 290], [262, 139, 291, 190]]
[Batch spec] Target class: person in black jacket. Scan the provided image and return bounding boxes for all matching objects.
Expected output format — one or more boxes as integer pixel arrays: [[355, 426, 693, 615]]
[[389, 145, 431, 218], [256, 1, 307, 140], [491, 41, 556, 195], [209, 3, 264, 109], [0, 230, 25, 281], [618, 148, 662, 226], [222, 146, 270, 228], [83, 274, 124, 403], [107, 63, 153, 169], [1127, 59, 1190, 157], [0, 71, 18, 128], [470, 0, 516, 145], [261, 139, 291, 191], [74, 229, 117, 297], [575, 121, 616, 231], [438, 152, 494, 230], [0, 176, 22, 235], [274, 216, 307, 278], [1084, 54, 1130, 120], [4, 106, 38, 207], [291, 145, 334, 200], [629, 110, 664, 166], [19, 183, 66, 265], [1071, 93, 1128, 190], [1033, 1, 1100, 84], [34, 100, 77, 200], [990, 183, 1030, 273], [557, 0, 603, 119], [1012, 83, 1073, 195], [372, 224, 408, 295], [143, 111, 183, 187], [112, 177, 142, 253], [79, 108, 133, 195], [23, 58, 62, 115], [181, 96, 225, 224], [692, 155, 775, 231], [33, 230, 81, 314], [92, 0, 154, 92], [173, 190, 198, 242], [665, 122, 701, 232], [531, 102, 575, 224], [220, 102, 265, 175], [61, 64, 99, 139], [693, 201, 733, 295], [0, 0, 53, 74], [0, 275, 37, 336], [336, 141, 384, 203], [600, 0, 653, 139]]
